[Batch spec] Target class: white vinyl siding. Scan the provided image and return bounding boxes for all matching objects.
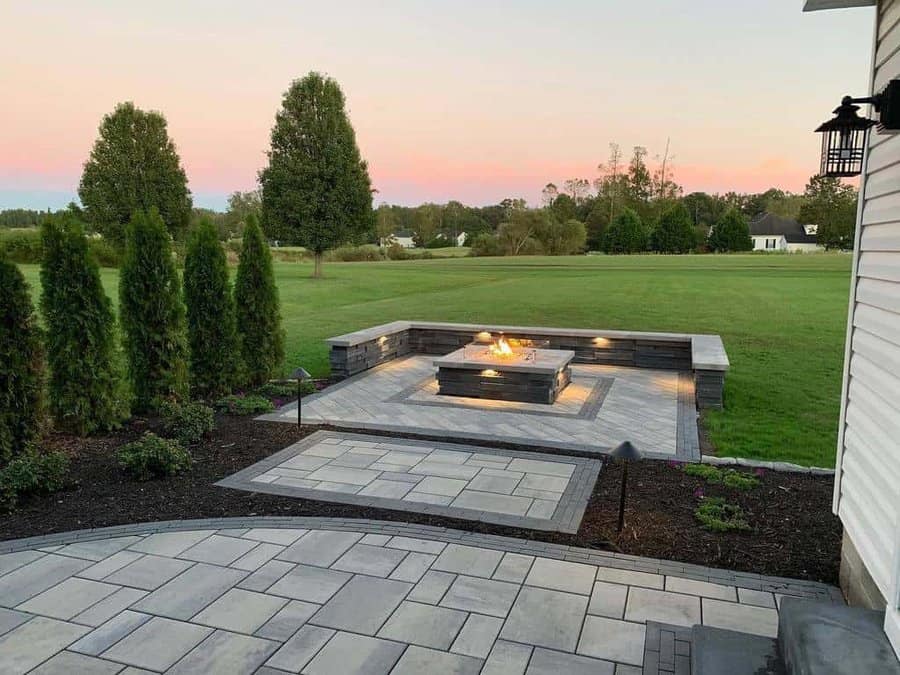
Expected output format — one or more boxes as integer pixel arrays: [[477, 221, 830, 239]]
[[836, 0, 900, 635]]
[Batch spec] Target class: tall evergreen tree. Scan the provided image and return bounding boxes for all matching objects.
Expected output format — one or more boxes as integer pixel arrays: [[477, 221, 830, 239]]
[[708, 208, 753, 252], [0, 258, 43, 465], [260, 72, 374, 277], [235, 214, 285, 386], [184, 218, 240, 397], [651, 203, 697, 254], [79, 102, 192, 246], [119, 208, 188, 411], [40, 216, 128, 434]]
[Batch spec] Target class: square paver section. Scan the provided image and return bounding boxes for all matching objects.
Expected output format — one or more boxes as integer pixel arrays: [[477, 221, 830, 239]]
[[278, 531, 362, 567], [525, 558, 596, 595], [132, 563, 247, 620], [577, 615, 646, 665], [217, 431, 601, 533], [433, 544, 504, 578], [440, 575, 519, 618], [624, 587, 701, 627], [101, 616, 212, 671], [0, 617, 89, 673], [500, 586, 589, 652], [169, 629, 278, 674], [391, 645, 482, 674], [331, 544, 407, 577], [377, 601, 467, 649], [192, 588, 288, 633], [303, 631, 405, 675], [310, 576, 412, 635], [267, 564, 351, 603]]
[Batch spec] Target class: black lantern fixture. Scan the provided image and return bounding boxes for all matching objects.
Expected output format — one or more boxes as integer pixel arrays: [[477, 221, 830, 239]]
[[815, 80, 900, 178], [611, 441, 643, 535]]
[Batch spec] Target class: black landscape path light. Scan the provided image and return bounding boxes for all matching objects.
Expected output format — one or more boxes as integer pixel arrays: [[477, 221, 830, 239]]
[[815, 79, 900, 177], [611, 441, 642, 535], [292, 367, 312, 429]]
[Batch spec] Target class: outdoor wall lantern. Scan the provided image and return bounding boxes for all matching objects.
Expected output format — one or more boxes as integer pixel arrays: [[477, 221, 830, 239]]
[[611, 440, 643, 535], [815, 79, 900, 177]]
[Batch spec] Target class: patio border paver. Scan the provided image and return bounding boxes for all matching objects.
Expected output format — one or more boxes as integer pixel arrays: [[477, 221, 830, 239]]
[[214, 431, 602, 533]]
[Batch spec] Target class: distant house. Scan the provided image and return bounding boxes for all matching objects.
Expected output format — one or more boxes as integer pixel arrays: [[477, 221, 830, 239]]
[[749, 213, 822, 253], [380, 230, 416, 248]]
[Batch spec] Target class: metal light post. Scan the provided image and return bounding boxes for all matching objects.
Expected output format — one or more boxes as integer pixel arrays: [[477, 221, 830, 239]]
[[611, 441, 643, 535], [292, 367, 312, 429]]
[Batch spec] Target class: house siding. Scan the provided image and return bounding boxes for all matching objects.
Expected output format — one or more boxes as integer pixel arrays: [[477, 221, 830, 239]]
[[835, 0, 900, 654]]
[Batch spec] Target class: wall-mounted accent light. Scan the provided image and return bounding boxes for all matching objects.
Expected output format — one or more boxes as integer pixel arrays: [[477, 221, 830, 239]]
[[815, 80, 900, 177]]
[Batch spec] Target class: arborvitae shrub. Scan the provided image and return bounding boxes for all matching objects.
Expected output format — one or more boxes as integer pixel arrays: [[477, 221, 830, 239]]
[[40, 216, 128, 434], [0, 257, 44, 465], [235, 214, 285, 386], [119, 208, 188, 412], [183, 218, 240, 397]]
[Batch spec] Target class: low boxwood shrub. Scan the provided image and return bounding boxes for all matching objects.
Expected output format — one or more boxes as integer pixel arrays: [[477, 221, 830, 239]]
[[160, 400, 214, 444], [214, 393, 275, 415], [118, 432, 191, 480], [0, 449, 69, 510], [694, 497, 750, 532]]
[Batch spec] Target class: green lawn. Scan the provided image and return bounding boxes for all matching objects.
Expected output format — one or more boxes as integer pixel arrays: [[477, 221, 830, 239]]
[[17, 253, 852, 467]]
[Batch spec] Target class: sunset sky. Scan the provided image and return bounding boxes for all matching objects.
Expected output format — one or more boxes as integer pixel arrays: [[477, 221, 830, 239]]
[[0, 1, 875, 210]]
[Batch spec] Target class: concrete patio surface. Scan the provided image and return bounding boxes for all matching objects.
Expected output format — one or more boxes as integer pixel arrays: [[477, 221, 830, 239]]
[[0, 518, 841, 675]]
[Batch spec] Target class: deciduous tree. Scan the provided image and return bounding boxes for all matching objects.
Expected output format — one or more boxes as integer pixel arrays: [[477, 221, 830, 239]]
[[260, 73, 374, 277]]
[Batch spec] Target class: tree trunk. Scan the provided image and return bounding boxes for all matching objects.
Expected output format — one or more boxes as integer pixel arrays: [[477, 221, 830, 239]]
[[313, 251, 323, 278]]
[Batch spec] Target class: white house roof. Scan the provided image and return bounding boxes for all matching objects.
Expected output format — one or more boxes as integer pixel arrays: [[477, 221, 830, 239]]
[[803, 0, 874, 11]]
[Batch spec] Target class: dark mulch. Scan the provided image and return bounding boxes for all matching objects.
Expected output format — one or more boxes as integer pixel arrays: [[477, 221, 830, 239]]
[[0, 415, 841, 585]]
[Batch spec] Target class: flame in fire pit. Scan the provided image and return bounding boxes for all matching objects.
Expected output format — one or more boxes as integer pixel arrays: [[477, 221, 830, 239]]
[[489, 337, 514, 359]]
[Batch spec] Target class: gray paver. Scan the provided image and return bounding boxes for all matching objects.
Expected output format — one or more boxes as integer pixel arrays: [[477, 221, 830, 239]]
[[70, 610, 152, 655], [331, 544, 406, 577], [277, 530, 362, 567], [255, 600, 319, 641], [501, 586, 588, 651], [451, 613, 504, 658], [378, 600, 467, 649], [310, 576, 412, 635], [441, 575, 519, 618], [192, 588, 287, 633], [525, 558, 595, 595], [0, 616, 89, 674], [169, 629, 277, 675], [526, 647, 615, 674], [100, 616, 212, 671], [265, 625, 334, 672], [433, 544, 504, 578], [266, 564, 351, 603], [132, 563, 246, 620], [302, 631, 404, 675], [391, 645, 482, 674], [577, 615, 645, 665]]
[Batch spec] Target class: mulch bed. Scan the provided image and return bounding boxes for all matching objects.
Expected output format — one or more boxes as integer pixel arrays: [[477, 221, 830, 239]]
[[0, 414, 841, 585]]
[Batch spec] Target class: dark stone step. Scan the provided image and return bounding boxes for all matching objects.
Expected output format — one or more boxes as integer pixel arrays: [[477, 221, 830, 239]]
[[691, 624, 784, 675], [779, 597, 900, 675]]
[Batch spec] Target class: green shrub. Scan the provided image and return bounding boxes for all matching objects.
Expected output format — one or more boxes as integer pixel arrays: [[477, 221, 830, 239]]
[[694, 497, 751, 532], [118, 432, 191, 480], [40, 216, 128, 435], [235, 215, 285, 387], [328, 244, 383, 262], [215, 394, 275, 415], [160, 400, 214, 444], [683, 463, 760, 490], [0, 449, 69, 509], [184, 218, 240, 397], [119, 208, 189, 412], [0, 257, 44, 465]]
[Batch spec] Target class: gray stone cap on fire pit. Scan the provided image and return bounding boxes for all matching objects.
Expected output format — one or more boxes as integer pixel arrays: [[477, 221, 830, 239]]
[[434, 346, 575, 375], [325, 321, 730, 372]]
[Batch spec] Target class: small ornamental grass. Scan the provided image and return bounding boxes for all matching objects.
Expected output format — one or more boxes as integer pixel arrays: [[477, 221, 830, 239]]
[[160, 400, 215, 444], [694, 497, 751, 533], [0, 449, 69, 510], [118, 432, 191, 481], [214, 393, 275, 416], [683, 463, 760, 490]]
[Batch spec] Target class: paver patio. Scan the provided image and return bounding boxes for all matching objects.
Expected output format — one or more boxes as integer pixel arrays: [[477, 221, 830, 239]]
[[217, 431, 601, 532], [0, 518, 841, 675], [260, 356, 700, 460]]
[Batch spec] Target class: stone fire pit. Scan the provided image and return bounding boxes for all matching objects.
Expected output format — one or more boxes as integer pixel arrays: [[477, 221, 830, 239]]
[[433, 338, 574, 404]]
